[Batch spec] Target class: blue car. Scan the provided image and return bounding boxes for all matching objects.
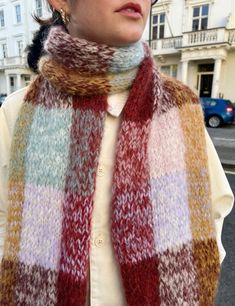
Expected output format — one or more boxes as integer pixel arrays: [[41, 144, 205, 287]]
[[200, 97, 235, 128], [0, 94, 7, 107]]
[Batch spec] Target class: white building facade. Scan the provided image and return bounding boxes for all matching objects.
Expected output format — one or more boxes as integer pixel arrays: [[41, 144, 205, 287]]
[[145, 0, 235, 101], [0, 0, 49, 95]]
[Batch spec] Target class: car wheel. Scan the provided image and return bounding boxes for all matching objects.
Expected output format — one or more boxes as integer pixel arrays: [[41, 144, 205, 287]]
[[208, 116, 222, 128]]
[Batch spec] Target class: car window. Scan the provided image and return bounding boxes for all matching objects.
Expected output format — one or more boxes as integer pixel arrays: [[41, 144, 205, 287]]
[[200, 99, 205, 105], [226, 100, 233, 107], [209, 100, 217, 107], [0, 95, 7, 107], [201, 98, 211, 106]]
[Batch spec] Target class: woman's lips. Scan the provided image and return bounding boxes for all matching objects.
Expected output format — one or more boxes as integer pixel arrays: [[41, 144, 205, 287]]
[[116, 8, 142, 19], [115, 2, 143, 19]]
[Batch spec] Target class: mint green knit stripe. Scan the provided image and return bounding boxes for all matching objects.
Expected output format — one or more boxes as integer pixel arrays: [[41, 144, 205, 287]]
[[25, 105, 73, 190], [109, 41, 145, 72]]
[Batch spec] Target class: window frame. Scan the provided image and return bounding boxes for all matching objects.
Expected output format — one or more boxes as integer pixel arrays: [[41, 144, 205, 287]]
[[1, 43, 8, 58], [160, 64, 178, 78], [0, 9, 5, 28], [192, 4, 209, 31], [152, 12, 166, 40], [14, 3, 22, 24], [16, 39, 24, 56], [10, 76, 15, 87], [35, 0, 43, 17]]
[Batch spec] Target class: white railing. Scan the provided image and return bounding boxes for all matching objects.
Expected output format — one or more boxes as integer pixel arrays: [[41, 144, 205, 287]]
[[150, 36, 182, 54], [149, 27, 235, 55], [162, 36, 183, 49], [2, 56, 27, 67], [228, 29, 235, 45], [183, 27, 229, 46]]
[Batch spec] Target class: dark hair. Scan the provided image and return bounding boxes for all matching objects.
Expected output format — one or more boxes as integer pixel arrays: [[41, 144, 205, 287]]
[[26, 4, 66, 73]]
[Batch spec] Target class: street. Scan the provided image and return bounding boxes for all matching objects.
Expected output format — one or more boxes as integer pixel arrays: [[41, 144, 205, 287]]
[[216, 172, 235, 306], [208, 124, 235, 306], [207, 124, 235, 166]]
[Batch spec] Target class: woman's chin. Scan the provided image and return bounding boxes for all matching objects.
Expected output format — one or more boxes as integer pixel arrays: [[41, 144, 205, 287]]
[[111, 31, 143, 46], [80, 27, 143, 47]]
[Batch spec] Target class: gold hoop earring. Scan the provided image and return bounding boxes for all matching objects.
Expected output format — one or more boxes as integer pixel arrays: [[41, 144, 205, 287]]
[[59, 8, 70, 25]]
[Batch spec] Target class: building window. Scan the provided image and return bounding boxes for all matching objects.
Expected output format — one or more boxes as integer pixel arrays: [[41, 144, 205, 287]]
[[192, 4, 209, 31], [161, 65, 171, 75], [23, 75, 31, 86], [152, 13, 165, 40], [15, 4, 22, 24], [35, 0, 43, 17], [10, 76, 15, 87], [9, 76, 17, 93], [160, 64, 178, 78], [172, 64, 178, 78], [17, 40, 24, 56], [2, 43, 7, 58], [0, 10, 5, 28]]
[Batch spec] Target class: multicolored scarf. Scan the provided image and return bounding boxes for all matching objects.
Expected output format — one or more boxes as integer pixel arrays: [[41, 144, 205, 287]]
[[0, 25, 220, 305]]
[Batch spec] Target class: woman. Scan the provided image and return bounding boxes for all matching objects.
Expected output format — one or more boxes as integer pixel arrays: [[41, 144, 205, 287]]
[[0, 0, 234, 305]]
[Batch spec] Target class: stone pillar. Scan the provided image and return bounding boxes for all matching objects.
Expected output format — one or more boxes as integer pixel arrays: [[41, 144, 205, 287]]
[[6, 74, 11, 96], [181, 60, 189, 84], [212, 58, 222, 98], [17, 74, 21, 90]]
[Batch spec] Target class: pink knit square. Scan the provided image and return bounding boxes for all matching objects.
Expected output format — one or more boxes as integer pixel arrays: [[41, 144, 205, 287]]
[[148, 107, 186, 179]]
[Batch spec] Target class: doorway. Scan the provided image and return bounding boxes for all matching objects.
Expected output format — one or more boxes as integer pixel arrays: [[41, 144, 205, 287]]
[[199, 74, 213, 97], [9, 76, 17, 94], [197, 63, 214, 98]]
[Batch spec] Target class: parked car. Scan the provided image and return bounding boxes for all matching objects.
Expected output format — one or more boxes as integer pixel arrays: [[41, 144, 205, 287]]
[[200, 97, 235, 128], [0, 94, 7, 107]]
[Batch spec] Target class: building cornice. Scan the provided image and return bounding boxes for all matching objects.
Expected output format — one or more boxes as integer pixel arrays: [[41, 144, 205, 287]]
[[185, 0, 215, 8], [152, 0, 171, 13]]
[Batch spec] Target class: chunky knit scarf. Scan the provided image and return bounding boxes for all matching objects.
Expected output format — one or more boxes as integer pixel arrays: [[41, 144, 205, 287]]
[[0, 25, 220, 306]]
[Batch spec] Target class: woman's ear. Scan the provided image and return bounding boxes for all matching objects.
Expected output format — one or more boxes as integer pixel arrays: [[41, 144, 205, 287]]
[[47, 0, 71, 14]]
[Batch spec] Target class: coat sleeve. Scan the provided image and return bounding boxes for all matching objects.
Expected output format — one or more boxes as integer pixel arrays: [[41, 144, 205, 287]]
[[0, 105, 11, 261], [205, 128, 234, 264], [0, 88, 26, 261]]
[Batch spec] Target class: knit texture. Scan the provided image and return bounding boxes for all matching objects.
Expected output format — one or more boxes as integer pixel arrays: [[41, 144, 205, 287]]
[[0, 25, 220, 306], [38, 25, 145, 96]]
